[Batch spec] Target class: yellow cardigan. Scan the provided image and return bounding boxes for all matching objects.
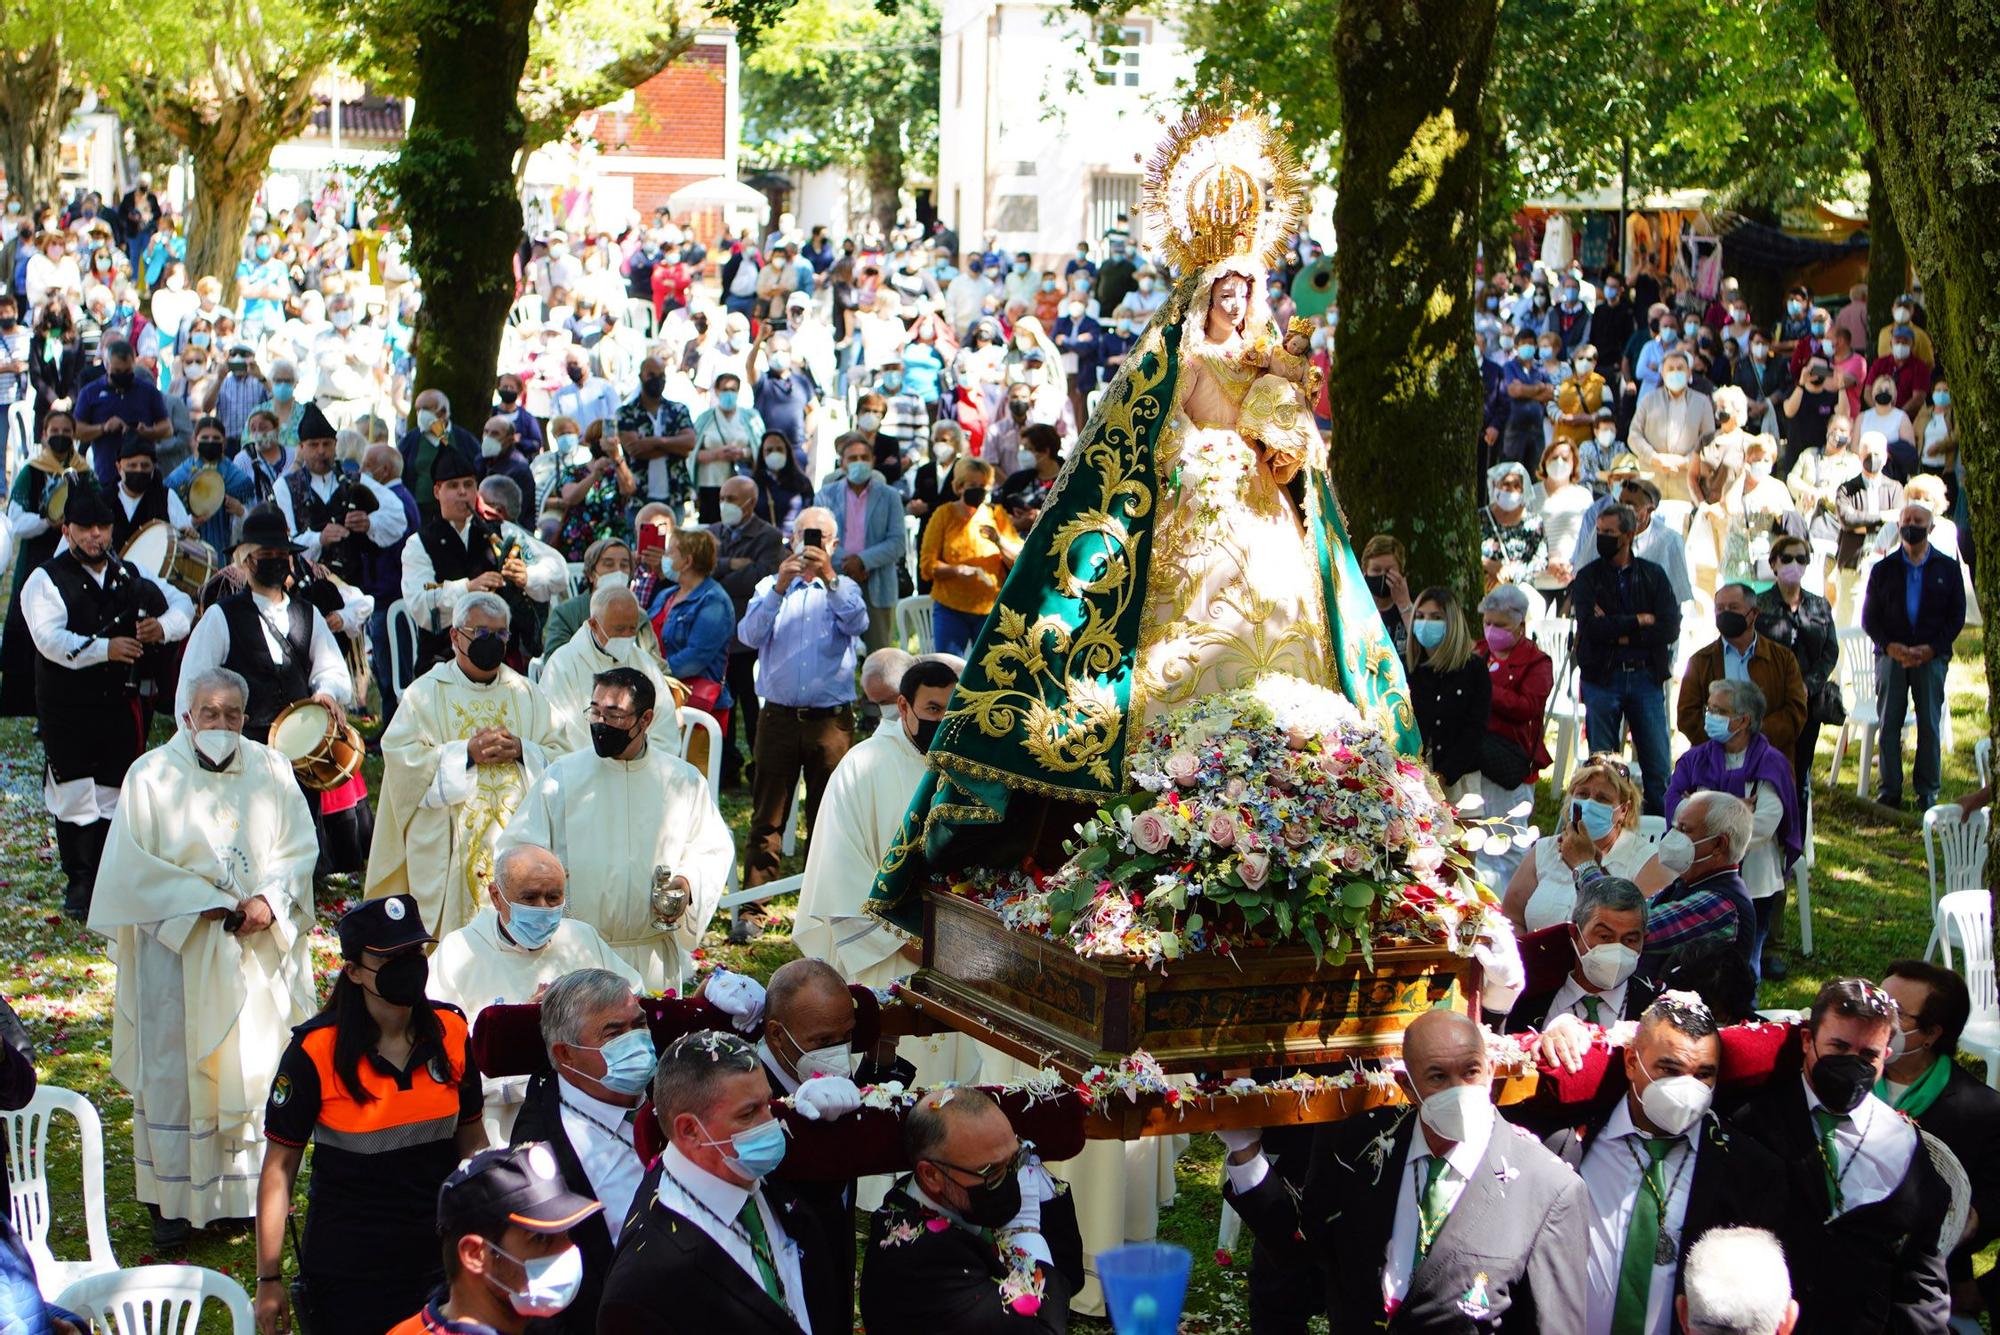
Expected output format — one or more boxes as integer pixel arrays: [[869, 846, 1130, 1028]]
[[919, 501, 1019, 615]]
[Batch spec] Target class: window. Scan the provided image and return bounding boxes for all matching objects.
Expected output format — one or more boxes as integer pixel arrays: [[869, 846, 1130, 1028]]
[[1095, 26, 1144, 88], [1089, 174, 1140, 249]]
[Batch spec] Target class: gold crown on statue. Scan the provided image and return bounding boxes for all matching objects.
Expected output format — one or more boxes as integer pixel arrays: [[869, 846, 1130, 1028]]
[[1286, 315, 1315, 338], [1143, 94, 1307, 275]]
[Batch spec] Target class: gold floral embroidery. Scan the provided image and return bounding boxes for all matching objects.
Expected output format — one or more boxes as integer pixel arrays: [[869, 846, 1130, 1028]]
[[448, 697, 527, 924]]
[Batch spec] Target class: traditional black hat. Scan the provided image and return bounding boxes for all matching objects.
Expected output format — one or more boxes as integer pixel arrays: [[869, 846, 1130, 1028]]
[[239, 504, 302, 553], [431, 447, 476, 486], [296, 401, 337, 442]]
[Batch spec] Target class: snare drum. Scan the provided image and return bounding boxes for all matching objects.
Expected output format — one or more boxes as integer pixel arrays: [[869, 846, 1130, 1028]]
[[120, 520, 217, 598], [268, 698, 365, 792]]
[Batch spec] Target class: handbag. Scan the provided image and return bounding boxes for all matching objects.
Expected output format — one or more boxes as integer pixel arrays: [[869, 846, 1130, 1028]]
[[1479, 730, 1533, 792], [681, 676, 724, 716], [1814, 678, 1847, 727]]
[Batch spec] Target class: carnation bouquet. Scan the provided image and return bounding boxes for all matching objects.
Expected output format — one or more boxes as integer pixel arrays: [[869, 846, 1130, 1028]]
[[953, 673, 1492, 968]]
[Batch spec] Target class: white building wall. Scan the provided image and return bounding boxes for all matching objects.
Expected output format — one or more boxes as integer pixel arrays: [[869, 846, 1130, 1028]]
[[937, 0, 1189, 270]]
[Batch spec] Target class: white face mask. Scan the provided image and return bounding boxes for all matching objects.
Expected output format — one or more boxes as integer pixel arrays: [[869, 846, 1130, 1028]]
[[1417, 1081, 1494, 1144], [1747, 460, 1773, 481], [796, 1042, 854, 1083], [1544, 458, 1574, 483], [594, 569, 630, 593], [1493, 490, 1524, 513], [1654, 828, 1698, 876], [1887, 1023, 1931, 1064], [1578, 941, 1640, 991], [719, 501, 745, 526], [1638, 1063, 1713, 1136], [932, 441, 956, 464], [597, 627, 636, 660], [192, 728, 238, 766], [481, 435, 504, 459], [856, 411, 882, 432], [764, 450, 791, 472]]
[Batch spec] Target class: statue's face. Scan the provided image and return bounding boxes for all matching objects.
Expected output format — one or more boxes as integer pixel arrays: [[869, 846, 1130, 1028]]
[[1210, 275, 1250, 332]]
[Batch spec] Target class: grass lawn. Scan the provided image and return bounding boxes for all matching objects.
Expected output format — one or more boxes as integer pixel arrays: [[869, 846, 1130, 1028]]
[[5, 633, 1992, 1332]]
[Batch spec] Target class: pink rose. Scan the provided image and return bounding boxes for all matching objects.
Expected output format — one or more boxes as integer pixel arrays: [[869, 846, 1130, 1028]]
[[1130, 809, 1173, 854], [1239, 852, 1270, 888], [1009, 1296, 1043, 1317], [1283, 822, 1313, 849], [1342, 845, 1368, 871], [1164, 751, 1201, 787], [1224, 777, 1248, 801], [1205, 810, 1238, 848], [1286, 726, 1313, 750]]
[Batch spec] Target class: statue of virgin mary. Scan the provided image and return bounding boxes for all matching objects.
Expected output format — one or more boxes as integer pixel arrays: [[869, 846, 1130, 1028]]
[[871, 106, 1419, 929]]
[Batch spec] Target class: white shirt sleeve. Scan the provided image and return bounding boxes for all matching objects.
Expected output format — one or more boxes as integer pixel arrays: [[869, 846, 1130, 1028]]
[[517, 528, 568, 603], [146, 568, 196, 642], [166, 488, 193, 532], [7, 502, 48, 541], [1750, 779, 1784, 845], [271, 480, 300, 539], [422, 740, 476, 809], [401, 531, 463, 631], [1223, 1152, 1271, 1194], [22, 566, 108, 667], [173, 605, 229, 719], [360, 476, 408, 548], [306, 607, 354, 705]]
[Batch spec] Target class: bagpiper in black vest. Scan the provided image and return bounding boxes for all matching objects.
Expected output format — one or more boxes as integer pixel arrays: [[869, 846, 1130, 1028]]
[[413, 516, 502, 666], [109, 479, 172, 552], [32, 549, 167, 787]]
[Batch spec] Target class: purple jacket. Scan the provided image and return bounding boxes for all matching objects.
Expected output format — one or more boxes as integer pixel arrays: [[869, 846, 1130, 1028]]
[[361, 481, 421, 606], [1664, 733, 1803, 873]]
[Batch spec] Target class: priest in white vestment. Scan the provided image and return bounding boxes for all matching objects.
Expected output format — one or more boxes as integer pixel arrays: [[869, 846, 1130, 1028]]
[[89, 667, 317, 1235], [430, 844, 641, 1143], [498, 664, 733, 995], [538, 585, 680, 754], [366, 590, 564, 938]]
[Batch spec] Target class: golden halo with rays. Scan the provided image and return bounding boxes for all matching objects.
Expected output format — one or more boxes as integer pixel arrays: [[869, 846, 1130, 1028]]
[[1141, 98, 1306, 275]]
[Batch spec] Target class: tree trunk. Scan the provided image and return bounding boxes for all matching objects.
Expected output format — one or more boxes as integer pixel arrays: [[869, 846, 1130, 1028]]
[[185, 156, 263, 308], [865, 139, 902, 234], [0, 40, 79, 210], [1863, 149, 1907, 335], [1818, 0, 2000, 831], [1328, 0, 1500, 603], [393, 0, 537, 432]]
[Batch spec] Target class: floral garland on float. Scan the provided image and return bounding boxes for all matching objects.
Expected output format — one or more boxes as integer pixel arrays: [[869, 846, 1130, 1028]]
[[944, 673, 1499, 968]]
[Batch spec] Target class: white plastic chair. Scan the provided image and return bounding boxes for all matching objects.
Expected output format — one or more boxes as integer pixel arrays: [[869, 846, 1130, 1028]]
[[1654, 498, 1694, 537], [1534, 617, 1585, 790], [1923, 806, 1989, 961], [677, 706, 723, 801], [1793, 788, 1815, 957], [719, 871, 804, 914], [1978, 736, 1992, 792], [1636, 814, 1666, 842], [1934, 889, 2000, 1088], [894, 595, 936, 655], [565, 561, 585, 598], [386, 598, 420, 697], [624, 296, 658, 338], [1827, 627, 1882, 795], [4, 1086, 116, 1299], [779, 779, 806, 858], [56, 1265, 253, 1335]]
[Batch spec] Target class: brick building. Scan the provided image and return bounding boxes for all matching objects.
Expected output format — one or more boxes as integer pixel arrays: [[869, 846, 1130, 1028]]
[[591, 31, 740, 217]]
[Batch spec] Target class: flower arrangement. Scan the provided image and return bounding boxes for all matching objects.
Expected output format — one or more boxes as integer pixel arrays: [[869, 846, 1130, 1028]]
[[958, 673, 1491, 967]]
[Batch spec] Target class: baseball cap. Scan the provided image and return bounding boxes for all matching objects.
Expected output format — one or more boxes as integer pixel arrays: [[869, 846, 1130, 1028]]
[[437, 1144, 602, 1238], [337, 894, 435, 959]]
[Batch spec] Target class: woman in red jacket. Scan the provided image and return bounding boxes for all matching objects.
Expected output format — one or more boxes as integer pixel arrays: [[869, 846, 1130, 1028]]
[[1472, 583, 1553, 888]]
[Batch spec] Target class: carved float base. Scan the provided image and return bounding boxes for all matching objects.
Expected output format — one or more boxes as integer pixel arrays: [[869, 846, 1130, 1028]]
[[911, 888, 1478, 1077]]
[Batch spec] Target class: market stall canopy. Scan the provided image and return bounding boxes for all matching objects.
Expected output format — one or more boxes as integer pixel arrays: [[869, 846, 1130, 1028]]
[[1713, 213, 1869, 269], [667, 175, 771, 218]]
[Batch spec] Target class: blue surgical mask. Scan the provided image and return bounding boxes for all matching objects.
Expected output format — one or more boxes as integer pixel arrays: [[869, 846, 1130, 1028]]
[[1536, 345, 1554, 362], [570, 1028, 658, 1097], [1576, 797, 1618, 840], [1663, 370, 1689, 393], [272, 382, 295, 402], [555, 432, 580, 453], [716, 390, 739, 412], [1703, 711, 1736, 743], [503, 901, 563, 950], [1412, 619, 1446, 650], [845, 460, 871, 485], [701, 1115, 788, 1180]]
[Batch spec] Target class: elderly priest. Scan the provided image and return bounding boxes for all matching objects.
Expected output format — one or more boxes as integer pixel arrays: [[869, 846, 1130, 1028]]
[[500, 666, 733, 994], [89, 666, 318, 1248], [538, 584, 680, 754], [366, 589, 564, 937]]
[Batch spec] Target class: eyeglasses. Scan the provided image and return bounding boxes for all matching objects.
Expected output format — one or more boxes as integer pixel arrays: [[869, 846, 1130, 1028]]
[[586, 704, 638, 726], [927, 1140, 1031, 1191]]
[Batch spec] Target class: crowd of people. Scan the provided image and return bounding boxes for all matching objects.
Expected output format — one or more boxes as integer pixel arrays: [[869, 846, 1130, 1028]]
[[0, 174, 1984, 1335]]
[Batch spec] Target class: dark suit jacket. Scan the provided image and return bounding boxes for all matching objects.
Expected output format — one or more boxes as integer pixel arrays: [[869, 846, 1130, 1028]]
[[1862, 546, 1967, 663], [1905, 1061, 2000, 1278], [715, 515, 783, 651], [396, 423, 480, 506], [598, 1163, 847, 1335], [509, 1070, 620, 1335], [859, 1176, 1085, 1333], [1570, 555, 1683, 685], [1733, 1081, 1952, 1334], [1674, 633, 1809, 757], [1543, 1092, 1789, 1311], [1226, 1107, 1589, 1332], [1505, 972, 1661, 1035]]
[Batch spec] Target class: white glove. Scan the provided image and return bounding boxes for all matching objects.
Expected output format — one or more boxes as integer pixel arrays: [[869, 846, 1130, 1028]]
[[1216, 1127, 1262, 1155], [1473, 916, 1526, 1017], [1001, 1160, 1044, 1236], [704, 970, 767, 1031], [791, 1075, 862, 1121]]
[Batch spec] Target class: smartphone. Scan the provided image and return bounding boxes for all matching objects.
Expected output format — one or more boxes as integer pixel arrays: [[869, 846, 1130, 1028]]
[[802, 527, 825, 552], [637, 523, 667, 557], [1570, 801, 1584, 830]]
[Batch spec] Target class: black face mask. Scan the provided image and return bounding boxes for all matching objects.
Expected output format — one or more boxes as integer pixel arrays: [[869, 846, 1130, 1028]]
[[1364, 573, 1390, 599], [122, 468, 153, 490], [590, 720, 636, 758], [108, 369, 134, 389], [1807, 1050, 1877, 1115], [1874, 390, 1893, 405], [252, 555, 291, 588], [640, 374, 667, 398], [47, 435, 73, 458], [198, 437, 223, 462], [463, 630, 507, 672], [498, 387, 519, 405], [567, 364, 586, 385], [371, 952, 430, 1007], [1008, 401, 1029, 420], [1715, 610, 1750, 639], [0, 317, 16, 330], [1596, 533, 1624, 562], [950, 1167, 1022, 1229], [1901, 524, 1930, 547], [908, 715, 941, 752], [959, 487, 987, 508]]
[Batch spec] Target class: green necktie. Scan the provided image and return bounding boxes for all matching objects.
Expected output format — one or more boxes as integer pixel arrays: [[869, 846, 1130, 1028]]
[[1580, 995, 1605, 1025], [1611, 1137, 1674, 1335], [735, 1195, 786, 1305], [1413, 1154, 1452, 1271], [1813, 1108, 1847, 1213]]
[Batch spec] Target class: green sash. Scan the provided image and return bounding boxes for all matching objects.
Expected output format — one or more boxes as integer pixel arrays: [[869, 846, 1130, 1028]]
[[1876, 1054, 1952, 1118]]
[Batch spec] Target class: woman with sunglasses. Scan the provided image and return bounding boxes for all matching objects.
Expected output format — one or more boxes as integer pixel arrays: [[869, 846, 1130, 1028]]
[[1755, 533, 1838, 810]]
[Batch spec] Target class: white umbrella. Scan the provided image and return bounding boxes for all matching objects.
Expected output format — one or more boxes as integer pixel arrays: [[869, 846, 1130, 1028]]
[[666, 176, 771, 218]]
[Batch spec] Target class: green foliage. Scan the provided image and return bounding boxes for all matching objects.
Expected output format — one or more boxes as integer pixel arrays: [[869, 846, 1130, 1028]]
[[739, 0, 941, 189]]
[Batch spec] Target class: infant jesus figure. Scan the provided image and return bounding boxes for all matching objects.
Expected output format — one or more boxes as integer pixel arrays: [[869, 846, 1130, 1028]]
[[1237, 315, 1326, 486]]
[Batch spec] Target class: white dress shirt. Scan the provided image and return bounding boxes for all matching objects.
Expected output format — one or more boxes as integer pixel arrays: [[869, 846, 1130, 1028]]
[[1380, 1118, 1494, 1309], [274, 470, 408, 559], [1802, 1077, 1916, 1216], [556, 1075, 646, 1244], [173, 588, 352, 720], [400, 517, 566, 632], [1579, 1100, 1698, 1335], [1547, 974, 1629, 1027], [655, 1144, 813, 1333]]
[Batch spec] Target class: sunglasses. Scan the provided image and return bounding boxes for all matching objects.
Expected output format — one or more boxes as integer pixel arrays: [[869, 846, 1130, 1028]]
[[1584, 753, 1632, 779], [928, 1140, 1031, 1190], [1771, 551, 1810, 567]]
